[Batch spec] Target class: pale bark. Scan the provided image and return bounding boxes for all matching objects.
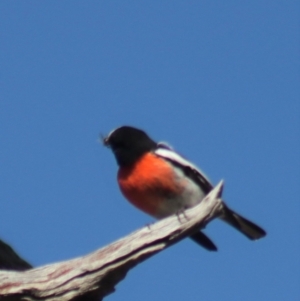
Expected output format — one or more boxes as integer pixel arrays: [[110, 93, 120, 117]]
[[0, 181, 224, 301]]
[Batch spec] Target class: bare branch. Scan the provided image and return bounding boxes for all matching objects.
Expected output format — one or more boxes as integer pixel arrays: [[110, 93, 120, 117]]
[[0, 181, 224, 301]]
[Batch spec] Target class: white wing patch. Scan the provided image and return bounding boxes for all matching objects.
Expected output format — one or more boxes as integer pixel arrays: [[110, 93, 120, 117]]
[[157, 142, 174, 150], [154, 146, 213, 190]]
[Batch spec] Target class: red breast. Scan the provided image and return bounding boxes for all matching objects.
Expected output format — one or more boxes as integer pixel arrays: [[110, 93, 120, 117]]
[[117, 153, 184, 217]]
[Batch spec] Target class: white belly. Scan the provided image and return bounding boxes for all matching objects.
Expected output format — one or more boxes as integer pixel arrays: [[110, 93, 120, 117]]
[[153, 166, 207, 219]]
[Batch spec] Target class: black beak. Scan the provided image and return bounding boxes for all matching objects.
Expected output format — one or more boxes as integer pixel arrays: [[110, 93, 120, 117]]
[[100, 133, 110, 147]]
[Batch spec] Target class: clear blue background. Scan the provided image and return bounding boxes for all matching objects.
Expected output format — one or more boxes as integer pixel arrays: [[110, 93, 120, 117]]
[[0, 1, 299, 300]]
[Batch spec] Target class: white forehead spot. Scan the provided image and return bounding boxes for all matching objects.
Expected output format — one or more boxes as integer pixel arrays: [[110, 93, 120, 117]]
[[106, 126, 122, 139]]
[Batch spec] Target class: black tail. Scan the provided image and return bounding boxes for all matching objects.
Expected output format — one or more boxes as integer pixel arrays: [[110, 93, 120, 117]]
[[189, 231, 218, 251], [221, 204, 266, 240]]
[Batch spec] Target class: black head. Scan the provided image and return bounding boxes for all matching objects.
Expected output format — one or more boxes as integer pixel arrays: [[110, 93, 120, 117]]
[[104, 126, 157, 166]]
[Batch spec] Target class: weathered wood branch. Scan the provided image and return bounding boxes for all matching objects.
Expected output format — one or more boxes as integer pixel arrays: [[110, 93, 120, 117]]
[[0, 181, 224, 301]]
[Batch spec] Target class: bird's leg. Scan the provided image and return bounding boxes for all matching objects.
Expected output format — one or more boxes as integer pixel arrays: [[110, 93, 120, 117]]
[[176, 207, 190, 223]]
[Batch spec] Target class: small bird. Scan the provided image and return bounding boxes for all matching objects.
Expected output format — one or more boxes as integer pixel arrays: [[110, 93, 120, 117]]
[[104, 126, 266, 251]]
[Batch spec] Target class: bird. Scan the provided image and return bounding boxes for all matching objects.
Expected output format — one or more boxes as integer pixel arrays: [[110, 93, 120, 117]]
[[103, 125, 266, 251]]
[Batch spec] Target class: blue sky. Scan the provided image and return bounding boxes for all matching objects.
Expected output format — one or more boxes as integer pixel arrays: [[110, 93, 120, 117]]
[[0, 1, 299, 300]]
